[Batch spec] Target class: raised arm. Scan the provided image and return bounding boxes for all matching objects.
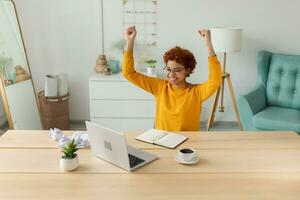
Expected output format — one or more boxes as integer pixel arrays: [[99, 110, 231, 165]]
[[196, 29, 222, 101], [124, 26, 136, 54], [198, 29, 216, 57], [122, 26, 165, 96]]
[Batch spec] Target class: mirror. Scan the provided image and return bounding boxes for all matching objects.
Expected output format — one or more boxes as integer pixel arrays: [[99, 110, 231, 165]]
[[0, 0, 42, 129]]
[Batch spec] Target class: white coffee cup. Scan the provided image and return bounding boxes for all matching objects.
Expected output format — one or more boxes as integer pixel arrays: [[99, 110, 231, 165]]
[[178, 148, 198, 161]]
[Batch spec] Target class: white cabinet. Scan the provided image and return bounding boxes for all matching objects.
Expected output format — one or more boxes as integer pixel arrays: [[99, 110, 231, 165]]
[[89, 74, 155, 131]]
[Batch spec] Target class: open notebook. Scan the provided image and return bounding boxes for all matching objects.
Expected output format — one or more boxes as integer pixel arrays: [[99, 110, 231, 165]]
[[135, 129, 188, 149]]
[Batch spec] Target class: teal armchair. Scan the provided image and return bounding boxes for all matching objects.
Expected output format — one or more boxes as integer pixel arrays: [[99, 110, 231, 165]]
[[238, 50, 300, 134]]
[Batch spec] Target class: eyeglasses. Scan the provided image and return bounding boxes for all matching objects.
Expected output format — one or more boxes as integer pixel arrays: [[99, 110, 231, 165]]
[[163, 66, 185, 75]]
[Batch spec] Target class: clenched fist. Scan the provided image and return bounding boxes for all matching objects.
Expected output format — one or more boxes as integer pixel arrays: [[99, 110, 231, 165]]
[[125, 26, 137, 43]]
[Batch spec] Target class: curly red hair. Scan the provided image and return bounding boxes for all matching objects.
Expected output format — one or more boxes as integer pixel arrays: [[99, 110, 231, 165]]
[[163, 46, 197, 77]]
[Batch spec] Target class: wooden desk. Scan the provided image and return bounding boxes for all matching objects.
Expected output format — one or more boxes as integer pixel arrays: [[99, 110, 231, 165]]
[[0, 130, 300, 199]]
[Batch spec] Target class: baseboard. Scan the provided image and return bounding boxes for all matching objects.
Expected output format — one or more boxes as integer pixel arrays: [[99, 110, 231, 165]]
[[70, 120, 86, 125]]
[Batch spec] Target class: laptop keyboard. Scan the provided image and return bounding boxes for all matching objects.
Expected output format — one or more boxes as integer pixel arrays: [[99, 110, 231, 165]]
[[128, 154, 145, 168]]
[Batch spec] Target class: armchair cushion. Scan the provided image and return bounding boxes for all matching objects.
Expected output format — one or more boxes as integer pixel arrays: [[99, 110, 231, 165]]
[[266, 54, 300, 109], [253, 106, 300, 133]]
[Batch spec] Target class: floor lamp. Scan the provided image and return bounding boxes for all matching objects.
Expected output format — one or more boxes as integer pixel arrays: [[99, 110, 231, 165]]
[[206, 28, 243, 131], [95, 0, 109, 74]]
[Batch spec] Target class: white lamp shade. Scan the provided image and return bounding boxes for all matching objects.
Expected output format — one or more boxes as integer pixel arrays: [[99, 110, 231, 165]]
[[211, 28, 243, 53]]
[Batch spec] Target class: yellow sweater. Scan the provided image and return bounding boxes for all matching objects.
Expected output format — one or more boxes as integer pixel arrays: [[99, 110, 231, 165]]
[[122, 51, 222, 131]]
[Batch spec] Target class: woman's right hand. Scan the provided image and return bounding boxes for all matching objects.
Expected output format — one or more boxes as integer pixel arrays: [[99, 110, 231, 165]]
[[125, 26, 137, 43], [198, 29, 215, 57], [198, 29, 212, 47]]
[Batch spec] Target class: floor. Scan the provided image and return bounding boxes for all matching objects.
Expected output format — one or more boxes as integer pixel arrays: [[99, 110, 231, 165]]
[[0, 121, 240, 136], [69, 121, 241, 132], [0, 121, 9, 136], [201, 121, 240, 131]]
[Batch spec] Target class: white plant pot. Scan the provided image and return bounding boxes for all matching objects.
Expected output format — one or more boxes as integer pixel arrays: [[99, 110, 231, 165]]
[[60, 156, 79, 171], [146, 67, 156, 77]]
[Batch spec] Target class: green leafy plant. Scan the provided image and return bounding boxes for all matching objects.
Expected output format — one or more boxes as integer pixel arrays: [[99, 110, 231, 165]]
[[145, 59, 156, 68], [0, 55, 12, 67], [111, 38, 126, 53], [61, 139, 79, 159]]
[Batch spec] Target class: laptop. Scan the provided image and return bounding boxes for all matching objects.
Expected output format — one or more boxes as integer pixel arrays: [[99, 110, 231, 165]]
[[85, 121, 157, 172]]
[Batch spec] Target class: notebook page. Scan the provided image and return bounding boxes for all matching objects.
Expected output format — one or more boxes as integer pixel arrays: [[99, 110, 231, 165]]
[[154, 133, 187, 148], [135, 129, 167, 143]]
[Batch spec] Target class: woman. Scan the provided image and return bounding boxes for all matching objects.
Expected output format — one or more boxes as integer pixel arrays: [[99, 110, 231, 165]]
[[123, 26, 222, 131]]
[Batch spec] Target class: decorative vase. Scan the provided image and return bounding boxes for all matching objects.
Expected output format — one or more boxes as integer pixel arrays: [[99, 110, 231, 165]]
[[15, 65, 30, 82], [108, 60, 120, 74], [59, 156, 79, 171], [8, 72, 16, 83], [146, 67, 156, 77], [95, 55, 108, 73]]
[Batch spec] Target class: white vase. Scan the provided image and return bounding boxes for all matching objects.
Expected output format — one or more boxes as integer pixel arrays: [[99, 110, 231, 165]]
[[146, 67, 156, 77], [60, 156, 79, 171]]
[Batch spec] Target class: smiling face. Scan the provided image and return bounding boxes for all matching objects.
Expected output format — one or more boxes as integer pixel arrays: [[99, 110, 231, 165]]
[[166, 60, 189, 88], [163, 46, 197, 88]]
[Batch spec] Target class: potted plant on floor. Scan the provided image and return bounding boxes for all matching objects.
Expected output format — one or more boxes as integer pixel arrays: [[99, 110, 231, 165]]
[[60, 139, 79, 171], [145, 58, 157, 77]]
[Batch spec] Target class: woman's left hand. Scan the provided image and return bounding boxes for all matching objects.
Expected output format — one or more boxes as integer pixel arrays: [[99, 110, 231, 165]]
[[198, 29, 215, 56]]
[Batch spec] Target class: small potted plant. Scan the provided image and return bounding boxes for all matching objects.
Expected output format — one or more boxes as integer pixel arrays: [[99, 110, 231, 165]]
[[0, 55, 13, 84], [111, 38, 126, 54], [110, 38, 126, 72], [145, 58, 157, 77], [60, 139, 79, 171]]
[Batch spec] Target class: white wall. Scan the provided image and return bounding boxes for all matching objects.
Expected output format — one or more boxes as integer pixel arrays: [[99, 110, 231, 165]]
[[13, 0, 300, 121], [14, 0, 99, 120]]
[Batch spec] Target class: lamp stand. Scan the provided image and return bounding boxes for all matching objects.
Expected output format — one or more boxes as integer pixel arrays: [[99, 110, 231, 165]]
[[95, 0, 109, 74], [206, 52, 243, 131]]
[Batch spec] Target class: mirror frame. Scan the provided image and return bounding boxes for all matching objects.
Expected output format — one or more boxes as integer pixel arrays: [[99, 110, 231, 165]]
[[0, 0, 43, 129]]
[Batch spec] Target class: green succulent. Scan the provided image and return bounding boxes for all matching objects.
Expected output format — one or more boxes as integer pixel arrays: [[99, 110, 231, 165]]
[[61, 139, 79, 159], [111, 38, 126, 52], [145, 59, 156, 68], [0, 55, 11, 66]]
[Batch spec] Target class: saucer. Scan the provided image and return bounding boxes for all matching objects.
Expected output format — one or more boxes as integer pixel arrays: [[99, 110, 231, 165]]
[[174, 155, 199, 165]]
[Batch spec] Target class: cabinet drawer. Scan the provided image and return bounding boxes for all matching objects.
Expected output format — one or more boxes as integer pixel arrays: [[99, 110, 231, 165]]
[[90, 100, 155, 118], [89, 81, 154, 100], [91, 117, 155, 132]]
